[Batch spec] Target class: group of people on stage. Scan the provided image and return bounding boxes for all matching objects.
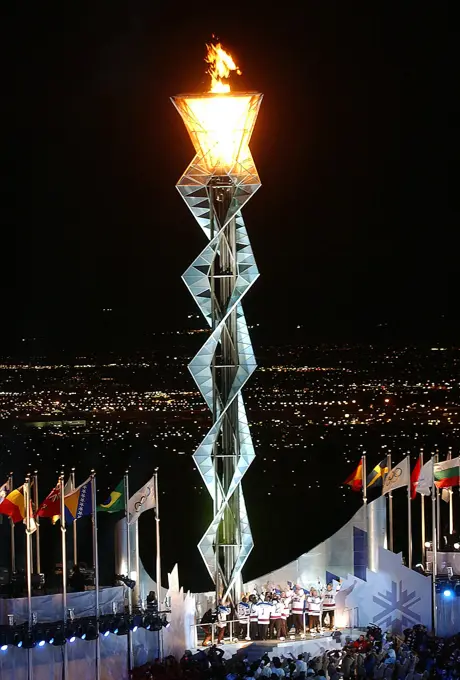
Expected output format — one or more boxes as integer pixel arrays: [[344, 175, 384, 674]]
[[201, 581, 340, 645]]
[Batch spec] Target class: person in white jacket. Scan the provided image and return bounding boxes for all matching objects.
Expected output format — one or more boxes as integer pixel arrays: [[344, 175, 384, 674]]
[[249, 595, 259, 640], [237, 597, 251, 639], [291, 587, 305, 635], [279, 591, 290, 641], [307, 588, 321, 633], [216, 600, 231, 643], [269, 595, 283, 639], [321, 582, 337, 630], [257, 598, 273, 640]]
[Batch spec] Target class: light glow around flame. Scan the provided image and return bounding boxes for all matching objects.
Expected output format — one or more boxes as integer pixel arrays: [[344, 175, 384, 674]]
[[173, 93, 261, 172], [205, 42, 241, 93], [172, 42, 261, 173]]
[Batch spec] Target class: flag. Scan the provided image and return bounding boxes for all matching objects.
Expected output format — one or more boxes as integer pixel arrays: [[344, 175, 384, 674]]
[[344, 461, 363, 492], [51, 477, 73, 525], [0, 480, 10, 505], [382, 456, 410, 495], [64, 477, 93, 523], [128, 474, 156, 524], [416, 459, 433, 496], [441, 489, 451, 503], [98, 480, 124, 513], [38, 477, 72, 523], [38, 484, 61, 519], [367, 459, 388, 489], [410, 457, 422, 500], [434, 457, 460, 489], [0, 486, 26, 523]]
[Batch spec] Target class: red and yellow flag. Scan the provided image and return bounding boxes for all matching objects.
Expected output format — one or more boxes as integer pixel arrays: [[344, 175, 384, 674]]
[[0, 486, 26, 523], [344, 461, 363, 492]]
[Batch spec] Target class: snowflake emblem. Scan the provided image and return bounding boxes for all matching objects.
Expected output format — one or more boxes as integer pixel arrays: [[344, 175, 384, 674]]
[[373, 580, 421, 631]]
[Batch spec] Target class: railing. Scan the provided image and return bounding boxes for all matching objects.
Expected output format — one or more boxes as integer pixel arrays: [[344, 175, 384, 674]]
[[190, 610, 334, 648], [190, 619, 251, 649]]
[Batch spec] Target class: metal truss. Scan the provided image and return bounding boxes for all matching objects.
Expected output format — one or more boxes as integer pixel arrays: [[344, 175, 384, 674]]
[[175, 132, 261, 603]]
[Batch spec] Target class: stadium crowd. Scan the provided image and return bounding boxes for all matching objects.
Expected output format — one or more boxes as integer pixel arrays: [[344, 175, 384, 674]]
[[130, 624, 460, 680]]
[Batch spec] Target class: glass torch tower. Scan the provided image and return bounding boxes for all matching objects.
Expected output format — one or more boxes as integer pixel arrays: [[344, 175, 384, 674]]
[[172, 84, 262, 604]]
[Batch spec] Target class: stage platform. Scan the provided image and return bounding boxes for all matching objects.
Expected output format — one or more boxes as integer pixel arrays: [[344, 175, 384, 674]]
[[191, 630, 357, 661]]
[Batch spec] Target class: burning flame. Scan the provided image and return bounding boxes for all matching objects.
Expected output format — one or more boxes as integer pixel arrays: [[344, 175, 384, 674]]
[[205, 42, 241, 93]]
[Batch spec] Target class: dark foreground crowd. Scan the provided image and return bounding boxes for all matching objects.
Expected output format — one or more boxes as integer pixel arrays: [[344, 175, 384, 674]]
[[130, 625, 460, 680]]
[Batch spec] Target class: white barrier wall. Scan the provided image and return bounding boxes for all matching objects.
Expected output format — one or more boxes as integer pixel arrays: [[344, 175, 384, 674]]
[[335, 547, 432, 634], [0, 586, 124, 625]]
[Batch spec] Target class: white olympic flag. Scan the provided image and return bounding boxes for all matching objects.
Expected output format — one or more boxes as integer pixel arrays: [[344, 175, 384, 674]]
[[128, 474, 156, 525], [382, 456, 410, 495]]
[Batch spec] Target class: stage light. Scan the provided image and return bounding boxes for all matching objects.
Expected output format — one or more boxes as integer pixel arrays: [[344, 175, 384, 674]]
[[454, 543, 460, 550], [22, 632, 36, 649], [99, 617, 111, 637], [443, 589, 452, 597], [51, 624, 65, 647], [116, 574, 136, 590], [424, 541, 432, 548], [38, 640, 46, 647], [142, 614, 153, 630], [13, 632, 23, 648], [83, 620, 98, 641], [129, 614, 142, 633], [0, 645, 7, 652], [115, 617, 127, 636], [110, 615, 126, 636]]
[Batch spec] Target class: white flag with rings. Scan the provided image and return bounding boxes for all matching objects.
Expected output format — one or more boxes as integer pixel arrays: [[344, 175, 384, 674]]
[[382, 456, 410, 495], [128, 474, 156, 525]]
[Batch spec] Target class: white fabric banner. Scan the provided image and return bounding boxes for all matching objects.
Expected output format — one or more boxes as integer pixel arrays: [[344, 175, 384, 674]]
[[416, 459, 433, 496], [382, 456, 410, 495], [128, 474, 156, 525]]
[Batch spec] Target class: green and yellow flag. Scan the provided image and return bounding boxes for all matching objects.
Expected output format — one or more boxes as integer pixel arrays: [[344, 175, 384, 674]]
[[98, 480, 124, 513]]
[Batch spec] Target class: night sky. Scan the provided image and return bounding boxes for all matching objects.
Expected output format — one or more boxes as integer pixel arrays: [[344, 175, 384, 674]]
[[3, 3, 453, 350]]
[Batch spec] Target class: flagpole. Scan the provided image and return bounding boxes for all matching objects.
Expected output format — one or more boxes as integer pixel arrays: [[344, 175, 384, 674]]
[[387, 453, 394, 551], [25, 476, 33, 680], [91, 470, 100, 680], [154, 468, 162, 604], [420, 450, 426, 560], [407, 474, 412, 569], [435, 451, 441, 550], [431, 454, 437, 634], [71, 468, 78, 567], [60, 474, 69, 680], [362, 454, 367, 507], [447, 450, 454, 535], [33, 471, 41, 574], [124, 471, 133, 674], [135, 520, 141, 608], [8, 472, 16, 574], [154, 467, 163, 661]]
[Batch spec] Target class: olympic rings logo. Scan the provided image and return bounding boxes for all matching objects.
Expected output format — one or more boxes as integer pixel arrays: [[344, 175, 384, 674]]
[[134, 486, 152, 512], [387, 468, 402, 483]]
